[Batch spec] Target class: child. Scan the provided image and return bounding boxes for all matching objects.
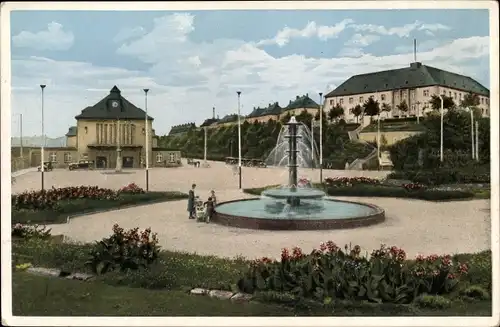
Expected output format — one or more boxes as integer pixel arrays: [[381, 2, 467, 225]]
[[210, 190, 217, 206], [187, 183, 196, 219], [204, 196, 215, 223]]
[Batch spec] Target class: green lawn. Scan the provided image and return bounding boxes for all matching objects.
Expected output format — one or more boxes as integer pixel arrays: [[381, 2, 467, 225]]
[[12, 272, 492, 316], [12, 191, 188, 225]]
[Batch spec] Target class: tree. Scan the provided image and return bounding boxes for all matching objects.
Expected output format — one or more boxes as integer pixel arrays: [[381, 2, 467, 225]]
[[280, 112, 292, 125], [396, 100, 409, 114], [460, 92, 480, 108], [296, 109, 313, 126], [381, 103, 392, 118], [328, 104, 344, 123], [362, 97, 380, 119], [429, 95, 455, 111], [352, 105, 363, 123]]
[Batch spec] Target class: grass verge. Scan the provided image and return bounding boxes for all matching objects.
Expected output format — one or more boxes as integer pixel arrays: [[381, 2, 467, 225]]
[[12, 191, 188, 225], [12, 272, 491, 316]]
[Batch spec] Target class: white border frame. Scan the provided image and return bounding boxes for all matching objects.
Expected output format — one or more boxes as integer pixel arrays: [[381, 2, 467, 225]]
[[1, 1, 499, 326]]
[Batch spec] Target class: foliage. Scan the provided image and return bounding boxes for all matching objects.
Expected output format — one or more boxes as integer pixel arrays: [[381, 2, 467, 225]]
[[237, 243, 470, 304], [119, 183, 145, 194], [429, 95, 455, 111], [380, 103, 392, 116], [396, 100, 409, 113], [387, 165, 490, 185], [388, 109, 490, 170], [324, 177, 381, 187], [351, 105, 363, 122], [402, 183, 427, 192], [159, 117, 372, 168], [328, 104, 345, 122], [460, 92, 480, 108], [12, 189, 188, 225], [12, 223, 52, 240], [363, 97, 380, 117], [414, 294, 451, 309]]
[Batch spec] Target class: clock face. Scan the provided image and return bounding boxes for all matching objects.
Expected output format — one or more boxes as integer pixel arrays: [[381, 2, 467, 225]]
[[111, 101, 119, 108]]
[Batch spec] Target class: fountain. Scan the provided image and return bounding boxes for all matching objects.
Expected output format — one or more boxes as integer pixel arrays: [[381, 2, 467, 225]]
[[213, 116, 385, 230], [265, 119, 319, 168]]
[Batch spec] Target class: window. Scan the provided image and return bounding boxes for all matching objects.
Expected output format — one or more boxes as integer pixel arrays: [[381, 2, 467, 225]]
[[169, 152, 175, 163], [460, 93, 463, 100], [481, 97, 484, 104], [402, 92, 406, 99], [448, 91, 451, 97], [454, 92, 457, 99], [64, 152, 72, 163], [82, 153, 89, 160], [339, 98, 344, 105], [359, 96, 364, 103], [423, 90, 429, 97], [381, 94, 386, 101], [442, 90, 446, 95], [156, 153, 163, 163], [84, 126, 88, 134], [329, 99, 334, 105], [50, 152, 57, 163], [486, 98, 489, 105], [349, 97, 353, 104]]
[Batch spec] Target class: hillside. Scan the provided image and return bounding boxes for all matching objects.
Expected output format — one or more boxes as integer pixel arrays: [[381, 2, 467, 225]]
[[158, 114, 373, 169], [11, 136, 66, 148]]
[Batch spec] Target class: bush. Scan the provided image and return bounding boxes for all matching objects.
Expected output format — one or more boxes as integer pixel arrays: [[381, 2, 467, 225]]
[[237, 243, 470, 304], [324, 184, 474, 201], [414, 294, 451, 309], [324, 177, 381, 187], [86, 224, 161, 274], [12, 223, 52, 240], [453, 250, 492, 293], [387, 166, 490, 185], [459, 285, 490, 300]]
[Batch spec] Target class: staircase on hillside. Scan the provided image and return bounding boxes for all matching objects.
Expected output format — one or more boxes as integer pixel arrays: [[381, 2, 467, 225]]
[[347, 147, 377, 170], [378, 151, 394, 170]]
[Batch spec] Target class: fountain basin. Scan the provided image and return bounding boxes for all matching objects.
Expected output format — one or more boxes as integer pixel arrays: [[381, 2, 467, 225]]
[[213, 198, 385, 230]]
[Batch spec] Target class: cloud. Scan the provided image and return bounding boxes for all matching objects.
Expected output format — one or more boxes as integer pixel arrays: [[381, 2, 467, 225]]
[[351, 20, 451, 38], [345, 33, 381, 47], [394, 39, 442, 54], [12, 21, 74, 51], [11, 13, 488, 138], [256, 19, 354, 47], [113, 26, 146, 43]]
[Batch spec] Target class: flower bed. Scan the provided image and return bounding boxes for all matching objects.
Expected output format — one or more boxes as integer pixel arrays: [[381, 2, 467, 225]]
[[237, 242, 472, 304], [12, 184, 188, 225], [387, 167, 490, 186], [324, 177, 381, 187]]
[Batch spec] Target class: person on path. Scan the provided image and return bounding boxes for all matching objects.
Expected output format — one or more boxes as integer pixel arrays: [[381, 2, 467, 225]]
[[204, 196, 215, 223], [187, 183, 196, 219], [210, 190, 217, 206]]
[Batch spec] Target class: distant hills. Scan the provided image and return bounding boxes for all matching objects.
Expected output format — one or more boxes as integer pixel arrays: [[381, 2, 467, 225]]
[[11, 136, 66, 148]]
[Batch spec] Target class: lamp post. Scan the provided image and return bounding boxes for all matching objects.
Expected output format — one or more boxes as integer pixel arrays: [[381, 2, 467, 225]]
[[143, 88, 150, 191], [319, 92, 323, 183], [475, 120, 479, 162], [40, 85, 46, 190], [311, 118, 314, 169], [416, 101, 421, 124], [439, 95, 444, 162], [377, 112, 381, 160], [116, 118, 122, 172], [237, 91, 242, 189], [469, 107, 475, 160]]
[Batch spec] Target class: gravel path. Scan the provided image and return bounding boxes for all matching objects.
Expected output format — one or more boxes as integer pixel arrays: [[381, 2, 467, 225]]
[[12, 160, 491, 260]]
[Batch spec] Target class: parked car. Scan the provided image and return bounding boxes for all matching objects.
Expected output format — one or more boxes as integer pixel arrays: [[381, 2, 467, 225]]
[[37, 161, 53, 172], [68, 160, 95, 171]]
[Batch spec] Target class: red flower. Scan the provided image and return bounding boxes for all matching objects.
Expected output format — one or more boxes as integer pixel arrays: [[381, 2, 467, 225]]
[[281, 248, 290, 261]]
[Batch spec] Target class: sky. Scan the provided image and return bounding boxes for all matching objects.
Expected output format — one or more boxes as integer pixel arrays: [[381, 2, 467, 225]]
[[9, 8, 491, 137]]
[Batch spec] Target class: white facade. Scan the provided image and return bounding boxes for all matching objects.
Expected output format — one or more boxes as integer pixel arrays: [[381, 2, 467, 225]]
[[325, 86, 490, 124]]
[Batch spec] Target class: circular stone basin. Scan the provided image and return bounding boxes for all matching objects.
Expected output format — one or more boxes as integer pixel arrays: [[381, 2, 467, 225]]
[[262, 187, 326, 199], [213, 198, 385, 230]]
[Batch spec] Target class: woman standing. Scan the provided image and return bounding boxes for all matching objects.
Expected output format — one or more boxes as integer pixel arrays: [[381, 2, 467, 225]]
[[187, 183, 196, 219]]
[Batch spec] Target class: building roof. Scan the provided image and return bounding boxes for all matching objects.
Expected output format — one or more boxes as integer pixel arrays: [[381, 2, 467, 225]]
[[262, 102, 283, 116], [246, 106, 267, 118], [218, 114, 244, 123], [325, 62, 490, 98], [75, 86, 154, 120], [65, 126, 77, 137], [168, 123, 196, 135], [284, 94, 320, 110], [200, 118, 220, 127]]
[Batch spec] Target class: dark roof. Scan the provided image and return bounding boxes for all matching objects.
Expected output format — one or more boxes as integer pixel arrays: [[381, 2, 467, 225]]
[[284, 94, 320, 110], [262, 102, 283, 116], [168, 123, 196, 135], [200, 118, 219, 127], [65, 126, 77, 137], [246, 107, 267, 118], [325, 62, 490, 98], [75, 86, 154, 120], [218, 114, 244, 123]]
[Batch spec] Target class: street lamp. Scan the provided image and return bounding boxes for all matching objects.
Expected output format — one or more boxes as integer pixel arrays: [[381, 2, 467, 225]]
[[416, 101, 421, 124], [475, 121, 479, 162], [469, 107, 475, 160], [40, 85, 46, 190], [237, 91, 242, 189], [143, 88, 150, 191], [319, 92, 323, 183], [439, 95, 444, 162]]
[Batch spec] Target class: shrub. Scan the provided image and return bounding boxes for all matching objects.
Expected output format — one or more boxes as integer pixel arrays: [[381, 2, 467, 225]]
[[324, 177, 381, 188], [387, 166, 490, 185], [237, 243, 470, 304], [402, 183, 427, 192], [86, 224, 161, 275], [119, 183, 145, 194], [12, 223, 52, 240], [414, 294, 451, 309], [453, 250, 492, 293]]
